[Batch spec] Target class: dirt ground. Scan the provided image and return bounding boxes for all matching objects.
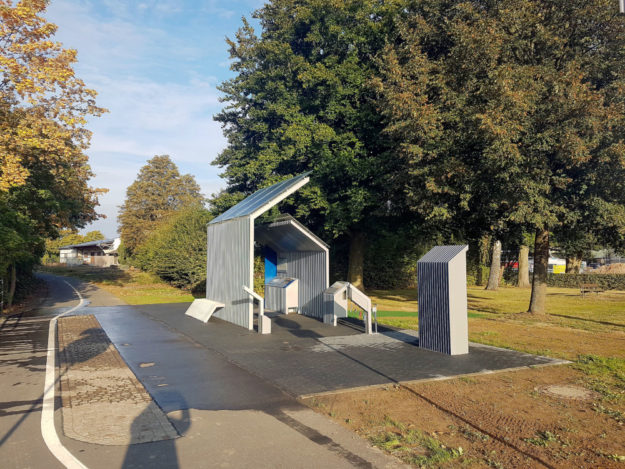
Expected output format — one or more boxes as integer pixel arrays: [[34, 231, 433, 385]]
[[303, 365, 625, 468]]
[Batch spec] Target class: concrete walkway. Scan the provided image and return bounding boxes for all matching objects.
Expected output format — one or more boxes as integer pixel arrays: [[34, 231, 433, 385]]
[[36, 274, 406, 468], [135, 304, 566, 398], [57, 314, 178, 445]]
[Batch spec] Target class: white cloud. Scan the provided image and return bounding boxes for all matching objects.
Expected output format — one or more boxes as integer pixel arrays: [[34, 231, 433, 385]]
[[45, 0, 232, 236], [86, 75, 227, 164]]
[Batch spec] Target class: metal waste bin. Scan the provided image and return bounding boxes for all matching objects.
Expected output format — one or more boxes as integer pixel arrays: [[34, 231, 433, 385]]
[[265, 277, 299, 314], [323, 281, 349, 325]]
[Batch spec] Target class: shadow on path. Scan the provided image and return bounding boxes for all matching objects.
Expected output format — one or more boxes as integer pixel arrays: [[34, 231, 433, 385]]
[[122, 391, 189, 469]]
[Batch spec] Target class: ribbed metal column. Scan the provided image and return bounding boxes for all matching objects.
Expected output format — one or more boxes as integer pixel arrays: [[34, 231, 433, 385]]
[[417, 245, 469, 355]]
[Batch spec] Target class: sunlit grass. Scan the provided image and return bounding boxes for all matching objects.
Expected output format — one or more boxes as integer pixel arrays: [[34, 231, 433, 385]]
[[39, 264, 194, 304], [367, 285, 625, 332]]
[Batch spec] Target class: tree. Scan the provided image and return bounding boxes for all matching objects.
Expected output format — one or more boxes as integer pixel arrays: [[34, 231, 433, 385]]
[[213, 0, 408, 290], [517, 245, 531, 288], [134, 206, 212, 289], [485, 239, 502, 290], [0, 0, 105, 304], [118, 155, 204, 256], [377, 0, 625, 313], [0, 0, 105, 191]]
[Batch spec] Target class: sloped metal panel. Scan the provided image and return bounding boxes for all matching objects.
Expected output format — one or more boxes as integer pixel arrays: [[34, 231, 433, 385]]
[[59, 238, 117, 249], [418, 245, 468, 264], [255, 221, 326, 252], [417, 245, 468, 355], [206, 217, 252, 329], [283, 251, 327, 318], [210, 172, 311, 224]]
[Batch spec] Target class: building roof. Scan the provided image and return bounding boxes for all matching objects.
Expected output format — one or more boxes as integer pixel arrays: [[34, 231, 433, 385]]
[[59, 238, 118, 250], [210, 172, 311, 224], [255, 215, 328, 252], [418, 245, 468, 264]]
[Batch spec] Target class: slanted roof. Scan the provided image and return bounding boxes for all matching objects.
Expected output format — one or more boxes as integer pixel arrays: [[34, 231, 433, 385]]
[[210, 172, 311, 224], [60, 238, 117, 250], [255, 215, 328, 252], [418, 245, 468, 264]]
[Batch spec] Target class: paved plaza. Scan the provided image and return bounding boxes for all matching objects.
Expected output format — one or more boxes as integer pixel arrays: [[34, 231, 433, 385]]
[[0, 273, 567, 468]]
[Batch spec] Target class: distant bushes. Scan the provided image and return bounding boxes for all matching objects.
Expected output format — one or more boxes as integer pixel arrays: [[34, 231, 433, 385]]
[[501, 271, 625, 290], [547, 273, 625, 290], [133, 206, 212, 289]]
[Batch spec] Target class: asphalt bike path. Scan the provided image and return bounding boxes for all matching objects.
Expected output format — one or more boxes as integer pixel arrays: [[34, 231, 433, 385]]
[[0, 273, 403, 469]]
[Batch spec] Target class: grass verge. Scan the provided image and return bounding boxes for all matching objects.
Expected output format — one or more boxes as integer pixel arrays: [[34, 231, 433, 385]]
[[38, 264, 195, 304]]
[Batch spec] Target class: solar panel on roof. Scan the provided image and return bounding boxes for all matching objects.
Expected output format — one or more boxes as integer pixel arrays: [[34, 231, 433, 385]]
[[210, 172, 311, 224]]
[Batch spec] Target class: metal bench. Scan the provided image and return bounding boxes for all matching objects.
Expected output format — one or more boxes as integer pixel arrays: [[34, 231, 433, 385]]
[[580, 283, 604, 297]]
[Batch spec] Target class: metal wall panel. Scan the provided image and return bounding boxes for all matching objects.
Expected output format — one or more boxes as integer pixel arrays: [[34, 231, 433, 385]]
[[417, 245, 469, 355], [448, 253, 469, 355], [206, 217, 253, 329], [265, 284, 284, 313], [283, 251, 328, 318], [417, 262, 451, 354]]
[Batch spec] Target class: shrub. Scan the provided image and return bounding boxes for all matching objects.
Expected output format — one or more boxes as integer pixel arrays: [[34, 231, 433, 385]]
[[547, 273, 625, 290], [133, 206, 212, 289], [499, 272, 625, 290]]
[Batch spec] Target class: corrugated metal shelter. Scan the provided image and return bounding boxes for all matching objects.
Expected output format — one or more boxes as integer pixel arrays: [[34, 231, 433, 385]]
[[417, 245, 469, 355], [206, 173, 329, 330]]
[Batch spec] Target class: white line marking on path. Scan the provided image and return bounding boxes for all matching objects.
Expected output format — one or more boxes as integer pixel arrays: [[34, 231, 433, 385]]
[[41, 280, 88, 469]]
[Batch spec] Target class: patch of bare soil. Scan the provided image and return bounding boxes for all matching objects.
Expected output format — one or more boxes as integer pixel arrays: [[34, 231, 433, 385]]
[[304, 366, 625, 468], [469, 318, 625, 360]]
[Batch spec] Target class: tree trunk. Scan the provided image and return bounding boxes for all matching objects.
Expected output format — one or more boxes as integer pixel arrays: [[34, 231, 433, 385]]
[[517, 245, 530, 288], [566, 256, 582, 274], [7, 262, 16, 308], [528, 228, 549, 314], [476, 234, 490, 286], [347, 230, 365, 290], [485, 240, 502, 290]]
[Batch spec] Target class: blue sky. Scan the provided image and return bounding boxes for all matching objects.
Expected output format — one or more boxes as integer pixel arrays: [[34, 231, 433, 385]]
[[45, 0, 264, 238]]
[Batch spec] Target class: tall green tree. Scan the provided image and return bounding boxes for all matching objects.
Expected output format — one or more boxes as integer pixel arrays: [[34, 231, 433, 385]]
[[377, 0, 625, 313], [118, 155, 204, 256], [134, 206, 212, 289], [0, 0, 105, 305], [213, 0, 408, 289]]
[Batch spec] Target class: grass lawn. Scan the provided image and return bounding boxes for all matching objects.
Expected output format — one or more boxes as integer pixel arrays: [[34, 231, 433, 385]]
[[330, 285, 625, 467], [366, 285, 625, 359], [38, 264, 196, 304]]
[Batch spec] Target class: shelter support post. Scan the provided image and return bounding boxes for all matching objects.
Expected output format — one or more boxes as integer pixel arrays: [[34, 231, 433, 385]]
[[243, 285, 271, 334]]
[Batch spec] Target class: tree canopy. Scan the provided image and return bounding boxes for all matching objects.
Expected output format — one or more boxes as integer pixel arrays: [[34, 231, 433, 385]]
[[0, 0, 105, 191], [0, 0, 105, 306], [134, 206, 212, 289], [213, 0, 410, 288], [118, 155, 204, 256], [375, 0, 625, 311]]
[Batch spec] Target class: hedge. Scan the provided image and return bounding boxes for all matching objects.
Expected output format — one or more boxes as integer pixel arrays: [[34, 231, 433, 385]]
[[547, 273, 625, 290]]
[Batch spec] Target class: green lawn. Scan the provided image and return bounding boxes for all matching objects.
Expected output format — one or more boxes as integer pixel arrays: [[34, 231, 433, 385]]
[[367, 285, 625, 333], [38, 264, 196, 304]]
